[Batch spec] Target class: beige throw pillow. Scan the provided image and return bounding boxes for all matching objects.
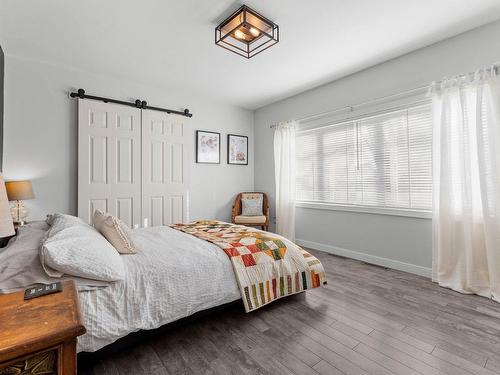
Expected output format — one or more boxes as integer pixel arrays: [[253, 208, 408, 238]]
[[93, 209, 136, 254]]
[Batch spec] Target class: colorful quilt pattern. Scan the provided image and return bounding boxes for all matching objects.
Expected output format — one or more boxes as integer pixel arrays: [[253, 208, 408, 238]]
[[170, 221, 327, 312]]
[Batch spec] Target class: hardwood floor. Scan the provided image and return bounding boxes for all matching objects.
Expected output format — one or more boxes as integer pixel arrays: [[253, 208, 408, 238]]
[[79, 250, 500, 375]]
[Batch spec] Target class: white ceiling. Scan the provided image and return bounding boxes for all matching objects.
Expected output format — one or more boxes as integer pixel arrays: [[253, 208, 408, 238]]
[[1, 0, 500, 109]]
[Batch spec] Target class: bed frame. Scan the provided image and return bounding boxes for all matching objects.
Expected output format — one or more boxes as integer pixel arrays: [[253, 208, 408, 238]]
[[77, 300, 241, 369]]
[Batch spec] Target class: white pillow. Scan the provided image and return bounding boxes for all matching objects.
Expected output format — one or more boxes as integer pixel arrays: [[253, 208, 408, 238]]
[[93, 210, 136, 254], [40, 214, 125, 282], [45, 213, 87, 230], [242, 197, 263, 216]]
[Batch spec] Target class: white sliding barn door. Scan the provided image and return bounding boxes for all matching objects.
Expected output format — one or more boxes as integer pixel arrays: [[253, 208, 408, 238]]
[[142, 109, 189, 226], [78, 100, 141, 227]]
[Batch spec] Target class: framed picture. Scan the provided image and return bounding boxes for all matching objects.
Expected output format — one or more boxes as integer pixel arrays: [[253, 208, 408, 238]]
[[227, 134, 248, 165], [196, 130, 220, 164]]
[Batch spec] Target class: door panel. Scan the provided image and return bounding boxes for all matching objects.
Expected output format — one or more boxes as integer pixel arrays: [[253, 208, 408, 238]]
[[78, 99, 141, 227], [142, 110, 190, 225]]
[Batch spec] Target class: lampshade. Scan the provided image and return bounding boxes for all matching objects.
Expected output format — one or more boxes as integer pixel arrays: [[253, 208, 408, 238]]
[[0, 174, 15, 237], [5, 180, 35, 201]]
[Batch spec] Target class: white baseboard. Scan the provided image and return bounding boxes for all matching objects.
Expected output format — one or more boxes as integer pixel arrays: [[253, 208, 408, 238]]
[[296, 238, 432, 278]]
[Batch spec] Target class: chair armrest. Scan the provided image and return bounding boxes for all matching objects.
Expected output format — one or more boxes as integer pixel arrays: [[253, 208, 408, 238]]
[[231, 205, 237, 223]]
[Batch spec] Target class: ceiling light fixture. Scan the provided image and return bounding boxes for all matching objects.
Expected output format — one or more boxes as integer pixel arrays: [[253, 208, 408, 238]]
[[215, 5, 279, 59]]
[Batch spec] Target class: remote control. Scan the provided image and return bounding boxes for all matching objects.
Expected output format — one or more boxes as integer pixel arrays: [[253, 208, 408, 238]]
[[24, 282, 63, 300]]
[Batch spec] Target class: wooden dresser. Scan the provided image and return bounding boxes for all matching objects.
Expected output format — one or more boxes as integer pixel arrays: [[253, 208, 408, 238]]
[[0, 281, 86, 375]]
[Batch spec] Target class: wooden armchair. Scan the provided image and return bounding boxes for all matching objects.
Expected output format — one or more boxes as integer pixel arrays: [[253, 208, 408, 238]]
[[231, 192, 270, 231]]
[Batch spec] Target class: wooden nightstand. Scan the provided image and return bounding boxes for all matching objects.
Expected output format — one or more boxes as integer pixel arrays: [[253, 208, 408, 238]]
[[0, 281, 86, 375]]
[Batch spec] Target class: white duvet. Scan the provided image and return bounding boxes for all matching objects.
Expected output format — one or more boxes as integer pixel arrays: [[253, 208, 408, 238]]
[[77, 226, 241, 352]]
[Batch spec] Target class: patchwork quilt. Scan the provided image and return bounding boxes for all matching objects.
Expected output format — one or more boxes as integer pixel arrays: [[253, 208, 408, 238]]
[[170, 220, 327, 312]]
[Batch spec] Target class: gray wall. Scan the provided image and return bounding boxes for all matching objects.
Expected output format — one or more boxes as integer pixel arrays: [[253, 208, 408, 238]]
[[3, 55, 254, 222], [254, 20, 500, 276]]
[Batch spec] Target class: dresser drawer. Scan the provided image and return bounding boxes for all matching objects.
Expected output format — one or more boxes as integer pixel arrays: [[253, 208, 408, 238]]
[[0, 346, 59, 375]]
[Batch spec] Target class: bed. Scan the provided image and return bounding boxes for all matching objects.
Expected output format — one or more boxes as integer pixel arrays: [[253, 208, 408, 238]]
[[0, 215, 325, 353]]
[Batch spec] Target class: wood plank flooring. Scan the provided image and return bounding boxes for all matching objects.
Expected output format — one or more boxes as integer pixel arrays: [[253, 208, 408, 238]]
[[79, 250, 500, 375]]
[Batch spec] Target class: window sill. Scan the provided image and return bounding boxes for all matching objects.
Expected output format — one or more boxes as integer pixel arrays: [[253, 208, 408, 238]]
[[295, 201, 432, 219]]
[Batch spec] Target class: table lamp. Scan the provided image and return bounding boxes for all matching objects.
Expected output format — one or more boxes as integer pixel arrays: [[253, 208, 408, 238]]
[[0, 174, 15, 239], [5, 180, 35, 226]]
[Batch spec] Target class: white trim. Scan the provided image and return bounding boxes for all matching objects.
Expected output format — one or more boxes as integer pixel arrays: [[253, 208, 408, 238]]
[[296, 239, 432, 278], [296, 201, 432, 219]]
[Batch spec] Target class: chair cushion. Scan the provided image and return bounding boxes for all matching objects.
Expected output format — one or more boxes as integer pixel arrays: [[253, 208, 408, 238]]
[[234, 215, 267, 224], [242, 197, 263, 216]]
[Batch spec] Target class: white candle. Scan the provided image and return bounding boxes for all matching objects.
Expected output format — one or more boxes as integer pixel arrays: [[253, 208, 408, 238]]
[[143, 218, 148, 228]]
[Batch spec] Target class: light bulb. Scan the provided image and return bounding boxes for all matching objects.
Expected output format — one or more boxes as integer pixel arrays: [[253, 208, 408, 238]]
[[234, 29, 246, 40], [249, 27, 260, 37]]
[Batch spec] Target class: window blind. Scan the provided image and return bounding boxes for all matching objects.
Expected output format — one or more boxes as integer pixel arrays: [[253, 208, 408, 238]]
[[296, 103, 432, 211]]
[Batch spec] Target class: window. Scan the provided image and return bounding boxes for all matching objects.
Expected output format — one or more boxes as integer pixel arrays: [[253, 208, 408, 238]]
[[296, 103, 432, 212]]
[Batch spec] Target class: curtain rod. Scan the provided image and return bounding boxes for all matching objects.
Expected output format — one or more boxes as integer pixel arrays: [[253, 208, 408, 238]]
[[270, 63, 500, 128], [270, 85, 427, 129], [69, 89, 193, 118]]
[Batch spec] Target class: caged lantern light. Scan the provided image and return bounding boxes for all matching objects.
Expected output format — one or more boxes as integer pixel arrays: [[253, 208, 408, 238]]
[[215, 5, 279, 59]]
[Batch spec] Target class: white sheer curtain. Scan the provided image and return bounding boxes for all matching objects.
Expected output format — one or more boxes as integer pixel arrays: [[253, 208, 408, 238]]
[[274, 121, 296, 241], [432, 68, 500, 302]]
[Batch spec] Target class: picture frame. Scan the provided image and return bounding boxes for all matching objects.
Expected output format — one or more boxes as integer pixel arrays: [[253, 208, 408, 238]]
[[196, 130, 220, 164], [227, 134, 248, 165]]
